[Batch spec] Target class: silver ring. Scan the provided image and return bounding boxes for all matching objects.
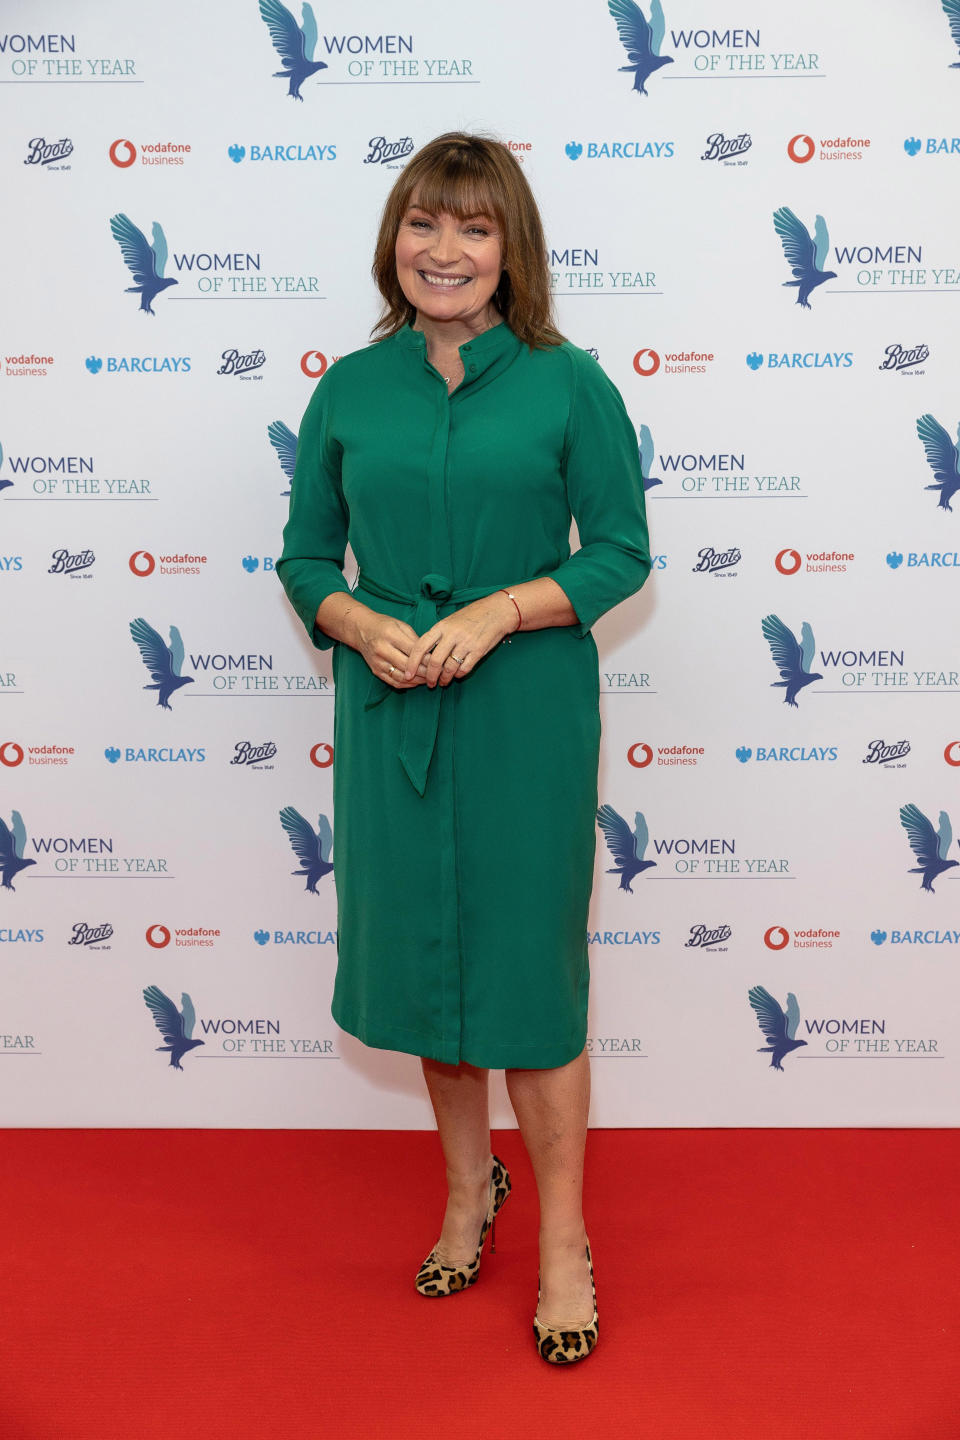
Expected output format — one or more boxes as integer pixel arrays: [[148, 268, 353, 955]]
[[451, 654, 464, 665], [388, 664, 396, 674]]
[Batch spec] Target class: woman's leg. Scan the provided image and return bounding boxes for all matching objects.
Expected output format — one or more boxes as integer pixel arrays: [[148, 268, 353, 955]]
[[420, 1058, 494, 1263], [505, 1048, 594, 1325]]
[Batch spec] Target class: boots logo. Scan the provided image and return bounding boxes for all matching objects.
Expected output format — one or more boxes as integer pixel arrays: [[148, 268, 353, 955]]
[[50, 547, 95, 578], [110, 214, 177, 314], [143, 985, 204, 1069], [685, 923, 731, 950], [129, 618, 194, 710], [68, 922, 113, 948], [702, 131, 751, 163], [232, 741, 278, 767], [259, 0, 327, 98], [773, 208, 836, 308], [749, 986, 807, 1070], [217, 347, 266, 377], [1, 810, 35, 890], [607, 0, 673, 94], [693, 545, 740, 576], [899, 804, 958, 892], [364, 135, 414, 166], [916, 414, 960, 512], [268, 419, 299, 494], [596, 805, 656, 890], [880, 343, 928, 374], [279, 807, 333, 891], [24, 136, 73, 167], [863, 738, 910, 767], [761, 614, 823, 706]]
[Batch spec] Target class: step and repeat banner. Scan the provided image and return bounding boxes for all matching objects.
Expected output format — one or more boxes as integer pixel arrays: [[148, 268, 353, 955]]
[[2, 1, 959, 1127]]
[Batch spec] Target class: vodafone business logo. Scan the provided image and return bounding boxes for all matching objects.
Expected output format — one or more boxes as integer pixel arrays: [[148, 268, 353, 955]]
[[945, 741, 960, 766], [627, 742, 653, 768], [633, 349, 660, 377], [787, 134, 815, 164], [775, 548, 802, 575], [109, 138, 137, 168], [300, 351, 328, 378], [310, 743, 334, 768], [0, 741, 24, 767], [764, 925, 790, 951], [146, 924, 171, 948], [129, 550, 156, 577]]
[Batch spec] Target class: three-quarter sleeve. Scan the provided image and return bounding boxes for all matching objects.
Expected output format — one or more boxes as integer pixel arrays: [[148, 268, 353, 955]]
[[277, 374, 353, 651], [549, 349, 651, 637]]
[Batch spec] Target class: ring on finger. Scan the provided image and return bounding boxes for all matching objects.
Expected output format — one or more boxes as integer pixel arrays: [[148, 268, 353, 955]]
[[387, 664, 396, 675], [451, 654, 464, 665]]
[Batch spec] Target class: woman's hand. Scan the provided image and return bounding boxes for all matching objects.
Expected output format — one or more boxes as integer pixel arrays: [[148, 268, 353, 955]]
[[349, 609, 430, 689], [404, 592, 518, 687]]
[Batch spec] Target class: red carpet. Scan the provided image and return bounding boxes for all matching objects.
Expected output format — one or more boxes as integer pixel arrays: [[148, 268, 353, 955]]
[[1, 1129, 957, 1439]]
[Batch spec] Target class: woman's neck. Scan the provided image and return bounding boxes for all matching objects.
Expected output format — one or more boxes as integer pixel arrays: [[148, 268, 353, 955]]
[[413, 308, 501, 359]]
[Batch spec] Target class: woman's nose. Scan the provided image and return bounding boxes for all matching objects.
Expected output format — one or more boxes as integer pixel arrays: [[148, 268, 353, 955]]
[[429, 224, 461, 264]]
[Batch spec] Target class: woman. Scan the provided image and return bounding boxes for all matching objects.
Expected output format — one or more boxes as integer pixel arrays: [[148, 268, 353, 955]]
[[278, 133, 650, 1364]]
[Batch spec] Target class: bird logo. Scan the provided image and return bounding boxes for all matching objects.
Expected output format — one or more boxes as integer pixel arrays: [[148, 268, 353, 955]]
[[761, 614, 823, 708], [638, 424, 661, 491], [109, 214, 177, 315], [259, 0, 327, 100], [607, 0, 674, 94], [85, 356, 103, 375], [748, 986, 807, 1071], [0, 811, 36, 891], [279, 807, 334, 892], [903, 137, 922, 156], [143, 986, 205, 1070], [871, 930, 887, 946], [565, 142, 583, 162], [228, 144, 246, 163], [772, 207, 836, 309], [899, 804, 958, 893], [596, 805, 657, 891], [916, 414, 960, 513], [0, 441, 10, 495], [268, 419, 299, 496], [746, 352, 763, 371], [886, 552, 904, 570], [942, 0, 960, 65], [129, 618, 195, 710], [242, 557, 260, 573]]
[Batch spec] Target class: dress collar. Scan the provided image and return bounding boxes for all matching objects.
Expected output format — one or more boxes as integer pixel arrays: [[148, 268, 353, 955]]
[[392, 320, 522, 387]]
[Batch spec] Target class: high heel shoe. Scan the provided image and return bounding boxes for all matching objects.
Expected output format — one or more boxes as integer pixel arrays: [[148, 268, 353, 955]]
[[532, 1241, 599, 1364], [415, 1155, 511, 1297]]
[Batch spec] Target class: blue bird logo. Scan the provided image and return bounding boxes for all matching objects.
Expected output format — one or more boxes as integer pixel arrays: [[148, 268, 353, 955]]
[[903, 137, 922, 156], [886, 552, 904, 569], [110, 213, 177, 315], [565, 142, 583, 161], [916, 414, 960, 513], [870, 930, 887, 946], [773, 207, 836, 310], [748, 986, 807, 1071], [607, 0, 674, 94], [259, 0, 327, 100], [0, 441, 9, 495], [228, 144, 246, 163], [596, 805, 657, 892], [280, 807, 334, 892], [104, 747, 121, 764], [899, 804, 958, 893], [242, 556, 260, 573], [267, 419, 299, 496], [746, 352, 763, 371], [85, 356, 103, 375], [736, 747, 752, 764], [942, 0, 960, 65], [143, 986, 204, 1070], [0, 811, 36, 891], [129, 617, 195, 710], [761, 614, 823, 708], [254, 930, 270, 946], [637, 423, 661, 492]]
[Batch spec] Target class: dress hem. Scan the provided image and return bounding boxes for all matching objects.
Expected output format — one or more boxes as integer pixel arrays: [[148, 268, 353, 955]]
[[332, 1001, 587, 1071]]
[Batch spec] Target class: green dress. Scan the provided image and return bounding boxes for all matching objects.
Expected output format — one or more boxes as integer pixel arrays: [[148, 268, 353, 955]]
[[278, 322, 650, 1069]]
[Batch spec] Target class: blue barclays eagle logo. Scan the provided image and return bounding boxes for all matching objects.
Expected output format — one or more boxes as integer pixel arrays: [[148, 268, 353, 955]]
[[916, 414, 960, 513], [0, 811, 36, 891], [638, 424, 661, 491], [109, 214, 177, 315], [761, 614, 823, 708], [899, 804, 958, 893], [143, 985, 205, 1070], [268, 419, 299, 495], [748, 986, 807, 1071], [280, 807, 334, 892], [772, 208, 836, 310], [0, 441, 10, 495], [259, 0, 327, 99], [129, 618, 195, 710], [607, 0, 673, 94], [942, 0, 960, 65], [596, 805, 657, 891]]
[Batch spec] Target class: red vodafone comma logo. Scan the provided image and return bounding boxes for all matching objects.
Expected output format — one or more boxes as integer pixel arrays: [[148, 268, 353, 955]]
[[0, 741, 24, 767], [309, 743, 334, 768], [945, 741, 960, 766], [145, 924, 171, 948], [627, 742, 653, 768], [775, 548, 802, 575], [129, 551, 155, 577], [109, 138, 137, 168], [633, 349, 660, 377], [300, 351, 327, 378], [787, 134, 815, 164], [764, 926, 790, 951]]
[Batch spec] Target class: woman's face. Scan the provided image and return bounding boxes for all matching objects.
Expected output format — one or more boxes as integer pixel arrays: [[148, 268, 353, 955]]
[[395, 196, 503, 329]]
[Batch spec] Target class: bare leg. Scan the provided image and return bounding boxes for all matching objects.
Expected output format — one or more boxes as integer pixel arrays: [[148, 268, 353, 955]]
[[506, 1047, 593, 1325], [420, 1058, 494, 1264]]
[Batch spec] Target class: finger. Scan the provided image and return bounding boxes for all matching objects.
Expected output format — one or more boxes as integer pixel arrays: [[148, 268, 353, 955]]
[[438, 650, 468, 687], [376, 644, 425, 688], [404, 627, 442, 679], [424, 639, 459, 688]]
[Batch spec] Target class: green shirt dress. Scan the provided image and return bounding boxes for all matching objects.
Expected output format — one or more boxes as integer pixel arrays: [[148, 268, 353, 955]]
[[278, 322, 650, 1069]]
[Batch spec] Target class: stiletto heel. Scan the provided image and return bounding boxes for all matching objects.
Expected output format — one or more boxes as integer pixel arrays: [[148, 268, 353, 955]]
[[415, 1155, 511, 1297], [532, 1241, 599, 1365]]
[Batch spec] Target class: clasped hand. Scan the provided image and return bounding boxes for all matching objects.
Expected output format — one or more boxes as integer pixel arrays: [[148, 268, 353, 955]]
[[356, 592, 518, 690]]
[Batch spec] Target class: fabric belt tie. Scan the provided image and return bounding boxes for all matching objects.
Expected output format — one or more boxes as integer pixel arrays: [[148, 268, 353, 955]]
[[357, 571, 510, 797]]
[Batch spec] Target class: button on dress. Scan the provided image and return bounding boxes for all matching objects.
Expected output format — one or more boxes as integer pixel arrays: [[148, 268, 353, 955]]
[[278, 323, 650, 1069]]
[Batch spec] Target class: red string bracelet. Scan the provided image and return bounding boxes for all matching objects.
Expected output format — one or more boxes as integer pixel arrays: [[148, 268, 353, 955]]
[[500, 589, 522, 631]]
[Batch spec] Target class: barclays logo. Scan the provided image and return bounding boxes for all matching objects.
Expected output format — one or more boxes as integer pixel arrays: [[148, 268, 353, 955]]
[[0, 928, 43, 943], [889, 552, 960, 569], [227, 143, 336, 162], [886, 552, 903, 569], [916, 415, 960, 511], [607, 0, 673, 94], [565, 139, 674, 160], [759, 352, 853, 370], [773, 207, 836, 309], [684, 923, 731, 949], [746, 352, 763, 370], [217, 347, 265, 377], [268, 420, 298, 496], [903, 137, 922, 156], [871, 928, 960, 945], [105, 747, 206, 764], [86, 355, 191, 374], [905, 138, 960, 155], [24, 136, 73, 166], [255, 929, 337, 944], [242, 556, 277, 573], [736, 746, 837, 763], [0, 555, 23, 572], [280, 807, 333, 891], [701, 132, 751, 162], [85, 357, 102, 374], [364, 135, 414, 165], [880, 342, 928, 373], [749, 986, 807, 1070]]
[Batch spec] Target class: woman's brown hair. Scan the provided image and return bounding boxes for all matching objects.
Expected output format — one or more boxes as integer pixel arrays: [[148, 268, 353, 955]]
[[371, 132, 564, 349]]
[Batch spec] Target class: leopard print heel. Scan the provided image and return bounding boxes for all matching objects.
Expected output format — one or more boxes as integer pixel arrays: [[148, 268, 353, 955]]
[[415, 1155, 511, 1297], [532, 1241, 599, 1365]]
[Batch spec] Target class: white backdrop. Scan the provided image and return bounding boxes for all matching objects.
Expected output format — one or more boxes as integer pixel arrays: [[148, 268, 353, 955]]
[[2, 0, 959, 1127]]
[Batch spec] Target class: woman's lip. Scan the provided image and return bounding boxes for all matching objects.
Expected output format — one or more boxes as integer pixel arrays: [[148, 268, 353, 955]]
[[418, 270, 471, 286]]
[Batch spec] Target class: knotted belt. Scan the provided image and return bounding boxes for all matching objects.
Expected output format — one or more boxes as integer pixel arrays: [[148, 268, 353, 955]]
[[358, 571, 512, 797]]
